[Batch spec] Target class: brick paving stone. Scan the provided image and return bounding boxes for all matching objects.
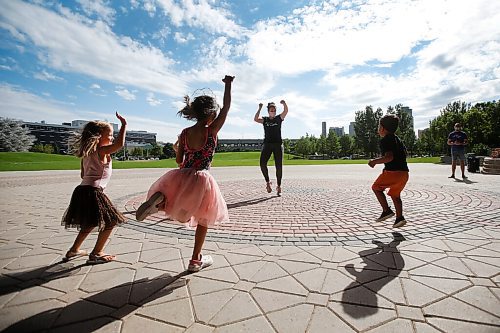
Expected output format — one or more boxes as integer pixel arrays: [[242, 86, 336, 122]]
[[1, 165, 500, 332]]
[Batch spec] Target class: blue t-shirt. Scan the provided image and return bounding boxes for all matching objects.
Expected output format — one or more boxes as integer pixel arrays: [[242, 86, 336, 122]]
[[448, 131, 467, 152]]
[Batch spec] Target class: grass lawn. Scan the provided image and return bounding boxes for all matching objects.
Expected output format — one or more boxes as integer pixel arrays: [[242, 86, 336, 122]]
[[0, 152, 441, 171]]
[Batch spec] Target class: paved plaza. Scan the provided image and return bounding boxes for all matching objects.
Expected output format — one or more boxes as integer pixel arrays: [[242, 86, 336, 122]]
[[0, 164, 499, 332]]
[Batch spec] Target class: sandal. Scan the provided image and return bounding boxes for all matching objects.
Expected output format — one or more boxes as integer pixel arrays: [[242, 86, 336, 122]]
[[136, 192, 165, 221], [276, 186, 282, 196], [62, 249, 88, 262], [86, 253, 116, 265], [266, 182, 272, 193]]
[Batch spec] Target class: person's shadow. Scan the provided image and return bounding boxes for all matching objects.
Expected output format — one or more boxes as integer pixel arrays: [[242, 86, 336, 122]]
[[0, 261, 86, 297], [227, 196, 276, 209], [342, 232, 405, 318], [4, 271, 188, 332], [453, 177, 477, 184]]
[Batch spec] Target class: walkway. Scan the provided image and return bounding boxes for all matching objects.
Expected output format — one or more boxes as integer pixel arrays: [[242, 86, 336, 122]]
[[0, 164, 499, 332]]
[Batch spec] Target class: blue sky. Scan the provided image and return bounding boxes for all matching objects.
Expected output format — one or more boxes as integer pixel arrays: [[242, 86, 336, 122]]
[[1, 0, 499, 142]]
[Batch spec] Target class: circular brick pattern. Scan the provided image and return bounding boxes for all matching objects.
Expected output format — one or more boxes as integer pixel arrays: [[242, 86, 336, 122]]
[[121, 179, 500, 245]]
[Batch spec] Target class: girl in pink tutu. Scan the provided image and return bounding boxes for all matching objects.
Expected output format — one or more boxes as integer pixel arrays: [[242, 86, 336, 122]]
[[136, 75, 234, 272]]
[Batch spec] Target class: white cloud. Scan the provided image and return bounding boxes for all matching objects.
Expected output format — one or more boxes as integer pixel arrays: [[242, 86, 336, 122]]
[[173, 31, 195, 44], [115, 88, 136, 100], [146, 92, 163, 106], [0, 83, 181, 142], [76, 0, 116, 24], [33, 70, 62, 81], [0, 83, 85, 122], [90, 83, 101, 89], [0, 0, 188, 97], [156, 0, 245, 38]]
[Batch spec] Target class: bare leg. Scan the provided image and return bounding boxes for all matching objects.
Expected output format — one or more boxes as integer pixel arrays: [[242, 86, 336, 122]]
[[91, 227, 115, 260], [373, 189, 390, 212], [450, 160, 456, 177], [69, 227, 94, 253], [460, 160, 466, 177], [391, 196, 403, 218], [192, 224, 208, 260]]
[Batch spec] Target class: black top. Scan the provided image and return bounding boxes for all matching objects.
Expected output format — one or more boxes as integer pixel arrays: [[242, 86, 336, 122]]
[[448, 131, 467, 152], [380, 133, 409, 171], [262, 116, 283, 143]]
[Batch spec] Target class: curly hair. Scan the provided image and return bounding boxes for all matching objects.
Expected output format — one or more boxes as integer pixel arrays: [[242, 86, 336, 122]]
[[178, 95, 219, 122], [70, 121, 111, 157], [379, 114, 399, 134]]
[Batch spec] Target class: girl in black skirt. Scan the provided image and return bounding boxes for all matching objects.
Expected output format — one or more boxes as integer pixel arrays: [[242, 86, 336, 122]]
[[61, 112, 127, 264]]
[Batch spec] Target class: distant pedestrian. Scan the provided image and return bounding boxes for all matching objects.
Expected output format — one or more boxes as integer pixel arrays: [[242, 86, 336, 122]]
[[135, 75, 234, 273], [447, 123, 468, 179], [368, 114, 409, 228], [254, 100, 288, 195], [62, 112, 127, 264]]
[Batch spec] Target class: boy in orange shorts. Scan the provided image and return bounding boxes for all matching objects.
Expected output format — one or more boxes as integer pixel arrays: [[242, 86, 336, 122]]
[[368, 114, 409, 228]]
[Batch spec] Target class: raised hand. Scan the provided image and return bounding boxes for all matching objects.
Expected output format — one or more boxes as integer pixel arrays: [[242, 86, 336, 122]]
[[222, 75, 235, 83], [115, 112, 127, 126], [280, 100, 286, 105], [259, 103, 263, 108]]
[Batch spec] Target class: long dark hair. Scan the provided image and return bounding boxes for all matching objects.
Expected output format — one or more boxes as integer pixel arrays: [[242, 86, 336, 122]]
[[178, 95, 219, 122]]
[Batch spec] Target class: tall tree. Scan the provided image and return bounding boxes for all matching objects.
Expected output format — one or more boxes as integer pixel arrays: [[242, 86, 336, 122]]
[[339, 134, 354, 157], [326, 131, 340, 157], [0, 118, 35, 152], [387, 104, 416, 155], [353, 106, 382, 157]]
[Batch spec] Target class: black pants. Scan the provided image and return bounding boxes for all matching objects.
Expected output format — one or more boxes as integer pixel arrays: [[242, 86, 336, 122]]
[[260, 143, 283, 186]]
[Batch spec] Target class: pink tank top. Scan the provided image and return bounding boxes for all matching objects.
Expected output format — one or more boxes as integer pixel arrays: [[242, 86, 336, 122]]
[[80, 151, 112, 189]]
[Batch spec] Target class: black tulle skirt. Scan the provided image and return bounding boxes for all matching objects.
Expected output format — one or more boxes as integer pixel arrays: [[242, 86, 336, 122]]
[[61, 185, 126, 231]]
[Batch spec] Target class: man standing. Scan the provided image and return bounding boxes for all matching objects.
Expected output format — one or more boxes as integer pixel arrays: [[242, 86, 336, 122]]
[[447, 123, 468, 179]]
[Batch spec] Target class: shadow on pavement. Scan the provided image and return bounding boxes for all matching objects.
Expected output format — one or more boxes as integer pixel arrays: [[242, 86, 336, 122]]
[[227, 196, 276, 209], [341, 232, 406, 318], [4, 271, 188, 333], [0, 261, 85, 296]]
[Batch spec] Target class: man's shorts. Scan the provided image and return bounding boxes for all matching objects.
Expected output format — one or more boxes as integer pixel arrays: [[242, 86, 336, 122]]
[[451, 150, 466, 161], [372, 170, 409, 197]]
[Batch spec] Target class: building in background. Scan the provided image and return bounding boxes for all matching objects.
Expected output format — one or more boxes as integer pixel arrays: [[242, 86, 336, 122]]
[[321, 121, 327, 137], [22, 120, 156, 154], [329, 126, 344, 137], [349, 122, 356, 136], [418, 128, 429, 139]]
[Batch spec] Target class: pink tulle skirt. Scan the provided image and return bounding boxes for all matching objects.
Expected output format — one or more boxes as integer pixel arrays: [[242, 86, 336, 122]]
[[146, 168, 228, 228]]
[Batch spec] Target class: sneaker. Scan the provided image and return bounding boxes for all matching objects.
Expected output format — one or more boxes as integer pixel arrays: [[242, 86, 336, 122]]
[[393, 216, 407, 228], [266, 182, 272, 193], [376, 209, 395, 222], [188, 254, 213, 272], [136, 192, 165, 221]]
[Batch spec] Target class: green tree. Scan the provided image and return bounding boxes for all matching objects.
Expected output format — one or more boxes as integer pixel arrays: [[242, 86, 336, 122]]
[[387, 104, 416, 156], [0, 118, 36, 152], [339, 134, 353, 157], [326, 131, 340, 157], [295, 136, 310, 158], [163, 143, 176, 158], [149, 143, 163, 158], [317, 135, 328, 158], [353, 106, 382, 157], [426, 101, 470, 155]]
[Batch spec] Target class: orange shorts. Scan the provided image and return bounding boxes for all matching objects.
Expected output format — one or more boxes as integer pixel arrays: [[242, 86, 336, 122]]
[[372, 170, 409, 197]]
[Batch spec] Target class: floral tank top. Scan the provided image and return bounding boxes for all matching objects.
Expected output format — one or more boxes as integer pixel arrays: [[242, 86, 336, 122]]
[[180, 128, 217, 170]]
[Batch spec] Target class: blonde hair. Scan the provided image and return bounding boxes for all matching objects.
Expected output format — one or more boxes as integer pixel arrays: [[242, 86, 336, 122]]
[[71, 121, 111, 157]]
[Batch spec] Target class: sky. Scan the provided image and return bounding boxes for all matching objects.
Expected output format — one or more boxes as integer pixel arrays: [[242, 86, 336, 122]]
[[1, 0, 499, 143]]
